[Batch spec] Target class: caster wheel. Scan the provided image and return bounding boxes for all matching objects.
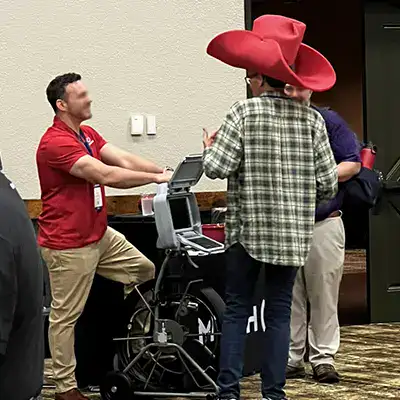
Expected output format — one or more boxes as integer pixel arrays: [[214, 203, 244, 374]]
[[100, 371, 134, 400]]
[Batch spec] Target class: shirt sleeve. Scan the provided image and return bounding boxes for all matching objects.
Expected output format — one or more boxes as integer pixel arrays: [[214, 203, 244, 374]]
[[203, 103, 243, 180], [321, 109, 361, 163], [42, 135, 87, 173], [313, 117, 339, 203], [0, 236, 17, 357]]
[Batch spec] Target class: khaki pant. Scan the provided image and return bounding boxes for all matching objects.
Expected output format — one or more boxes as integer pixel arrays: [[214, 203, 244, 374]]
[[288, 216, 345, 368], [41, 227, 155, 394]]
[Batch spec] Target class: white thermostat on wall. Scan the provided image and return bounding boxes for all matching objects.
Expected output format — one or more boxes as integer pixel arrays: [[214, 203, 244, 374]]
[[130, 114, 145, 136]]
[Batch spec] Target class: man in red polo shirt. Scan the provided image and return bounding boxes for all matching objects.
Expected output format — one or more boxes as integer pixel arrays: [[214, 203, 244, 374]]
[[36, 73, 171, 400]]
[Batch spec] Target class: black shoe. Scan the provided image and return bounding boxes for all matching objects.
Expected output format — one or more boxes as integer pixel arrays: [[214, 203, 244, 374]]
[[285, 364, 306, 379], [313, 364, 340, 383], [78, 385, 99, 393]]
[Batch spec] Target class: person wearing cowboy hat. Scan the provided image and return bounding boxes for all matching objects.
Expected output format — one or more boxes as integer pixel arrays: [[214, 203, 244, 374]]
[[283, 85, 361, 384], [202, 15, 338, 400]]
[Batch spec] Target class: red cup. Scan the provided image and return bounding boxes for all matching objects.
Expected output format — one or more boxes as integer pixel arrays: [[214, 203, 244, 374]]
[[360, 147, 376, 170], [202, 223, 225, 243]]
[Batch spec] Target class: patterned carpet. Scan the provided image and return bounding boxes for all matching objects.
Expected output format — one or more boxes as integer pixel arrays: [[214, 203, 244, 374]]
[[43, 249, 384, 399], [42, 323, 400, 399]]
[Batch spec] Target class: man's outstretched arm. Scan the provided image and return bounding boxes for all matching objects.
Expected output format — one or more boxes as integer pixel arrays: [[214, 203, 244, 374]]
[[100, 143, 164, 173]]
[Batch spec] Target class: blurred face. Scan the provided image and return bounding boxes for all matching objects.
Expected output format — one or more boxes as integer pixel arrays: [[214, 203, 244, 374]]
[[284, 84, 313, 104], [56, 80, 92, 121]]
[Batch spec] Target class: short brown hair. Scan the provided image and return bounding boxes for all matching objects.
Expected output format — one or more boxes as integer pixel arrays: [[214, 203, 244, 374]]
[[46, 73, 82, 113]]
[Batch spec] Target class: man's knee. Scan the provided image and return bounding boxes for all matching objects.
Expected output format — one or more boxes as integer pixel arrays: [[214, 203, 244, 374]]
[[141, 257, 155, 280]]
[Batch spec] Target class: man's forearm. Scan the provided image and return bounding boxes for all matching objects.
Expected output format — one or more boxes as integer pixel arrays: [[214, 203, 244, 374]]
[[124, 154, 163, 174], [102, 166, 161, 188], [337, 161, 361, 182]]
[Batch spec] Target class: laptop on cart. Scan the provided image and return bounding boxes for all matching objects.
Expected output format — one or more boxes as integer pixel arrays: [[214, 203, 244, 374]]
[[153, 154, 225, 253]]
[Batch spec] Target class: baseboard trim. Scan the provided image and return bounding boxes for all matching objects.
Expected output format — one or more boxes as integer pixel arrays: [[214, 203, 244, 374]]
[[24, 191, 227, 219]]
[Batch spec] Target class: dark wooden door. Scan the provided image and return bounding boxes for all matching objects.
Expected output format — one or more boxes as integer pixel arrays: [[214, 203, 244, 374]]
[[365, 1, 400, 322]]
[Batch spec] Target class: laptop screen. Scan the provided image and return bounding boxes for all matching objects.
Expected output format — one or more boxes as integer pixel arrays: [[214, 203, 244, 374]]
[[171, 161, 203, 183], [168, 197, 192, 230]]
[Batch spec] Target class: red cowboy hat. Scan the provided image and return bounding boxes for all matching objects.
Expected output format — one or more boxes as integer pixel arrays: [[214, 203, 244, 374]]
[[206, 15, 336, 92]]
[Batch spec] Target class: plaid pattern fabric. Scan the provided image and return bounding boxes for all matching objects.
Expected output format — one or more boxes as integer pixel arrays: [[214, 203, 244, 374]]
[[203, 91, 338, 267]]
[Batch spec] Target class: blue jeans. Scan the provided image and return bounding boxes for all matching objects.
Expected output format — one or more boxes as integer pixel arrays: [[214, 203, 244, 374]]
[[217, 243, 297, 400]]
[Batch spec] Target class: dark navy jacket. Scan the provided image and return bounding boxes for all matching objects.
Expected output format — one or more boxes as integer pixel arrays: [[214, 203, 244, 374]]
[[313, 106, 361, 221]]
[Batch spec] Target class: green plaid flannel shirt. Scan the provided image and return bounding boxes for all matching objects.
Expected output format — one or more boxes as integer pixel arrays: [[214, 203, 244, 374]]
[[203, 91, 338, 267]]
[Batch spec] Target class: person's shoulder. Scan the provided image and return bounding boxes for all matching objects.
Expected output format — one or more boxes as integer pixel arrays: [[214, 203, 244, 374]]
[[0, 172, 17, 193], [228, 98, 249, 112], [305, 104, 326, 119], [39, 125, 79, 152], [231, 96, 275, 117], [236, 97, 325, 127], [39, 124, 70, 146], [37, 136, 64, 158], [38, 125, 55, 146], [0, 173, 26, 232], [312, 105, 344, 125], [221, 99, 250, 123], [294, 103, 326, 127]]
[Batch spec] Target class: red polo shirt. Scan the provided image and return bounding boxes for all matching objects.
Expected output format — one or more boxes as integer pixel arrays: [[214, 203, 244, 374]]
[[36, 117, 108, 250]]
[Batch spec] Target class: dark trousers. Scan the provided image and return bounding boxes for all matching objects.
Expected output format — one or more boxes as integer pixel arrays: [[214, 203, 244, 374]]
[[217, 243, 297, 400]]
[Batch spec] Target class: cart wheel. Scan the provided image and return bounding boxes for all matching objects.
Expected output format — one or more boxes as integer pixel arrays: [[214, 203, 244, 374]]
[[100, 371, 134, 400]]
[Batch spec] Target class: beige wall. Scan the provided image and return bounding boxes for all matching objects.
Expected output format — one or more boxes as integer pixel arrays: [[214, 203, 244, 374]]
[[0, 0, 245, 199]]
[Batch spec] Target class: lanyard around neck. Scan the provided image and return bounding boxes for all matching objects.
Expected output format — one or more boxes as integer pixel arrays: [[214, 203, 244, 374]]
[[78, 129, 93, 157]]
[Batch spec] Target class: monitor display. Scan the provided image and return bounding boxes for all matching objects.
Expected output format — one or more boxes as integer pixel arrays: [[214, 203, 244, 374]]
[[168, 197, 192, 230], [173, 162, 203, 182]]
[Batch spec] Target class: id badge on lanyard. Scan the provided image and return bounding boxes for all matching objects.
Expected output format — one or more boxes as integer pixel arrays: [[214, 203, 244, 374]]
[[79, 129, 103, 212], [94, 184, 103, 211]]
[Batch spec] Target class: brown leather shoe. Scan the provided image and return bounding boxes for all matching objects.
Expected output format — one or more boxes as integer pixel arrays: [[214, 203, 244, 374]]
[[55, 388, 90, 400]]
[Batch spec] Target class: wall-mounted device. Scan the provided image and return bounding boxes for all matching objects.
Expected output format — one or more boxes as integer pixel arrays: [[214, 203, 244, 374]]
[[130, 114, 145, 136]]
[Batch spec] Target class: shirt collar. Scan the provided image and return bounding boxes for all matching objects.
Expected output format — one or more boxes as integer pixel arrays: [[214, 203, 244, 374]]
[[259, 90, 291, 100], [52, 116, 80, 136]]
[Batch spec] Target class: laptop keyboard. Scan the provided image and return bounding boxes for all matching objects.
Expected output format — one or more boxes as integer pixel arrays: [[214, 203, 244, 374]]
[[188, 236, 222, 249]]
